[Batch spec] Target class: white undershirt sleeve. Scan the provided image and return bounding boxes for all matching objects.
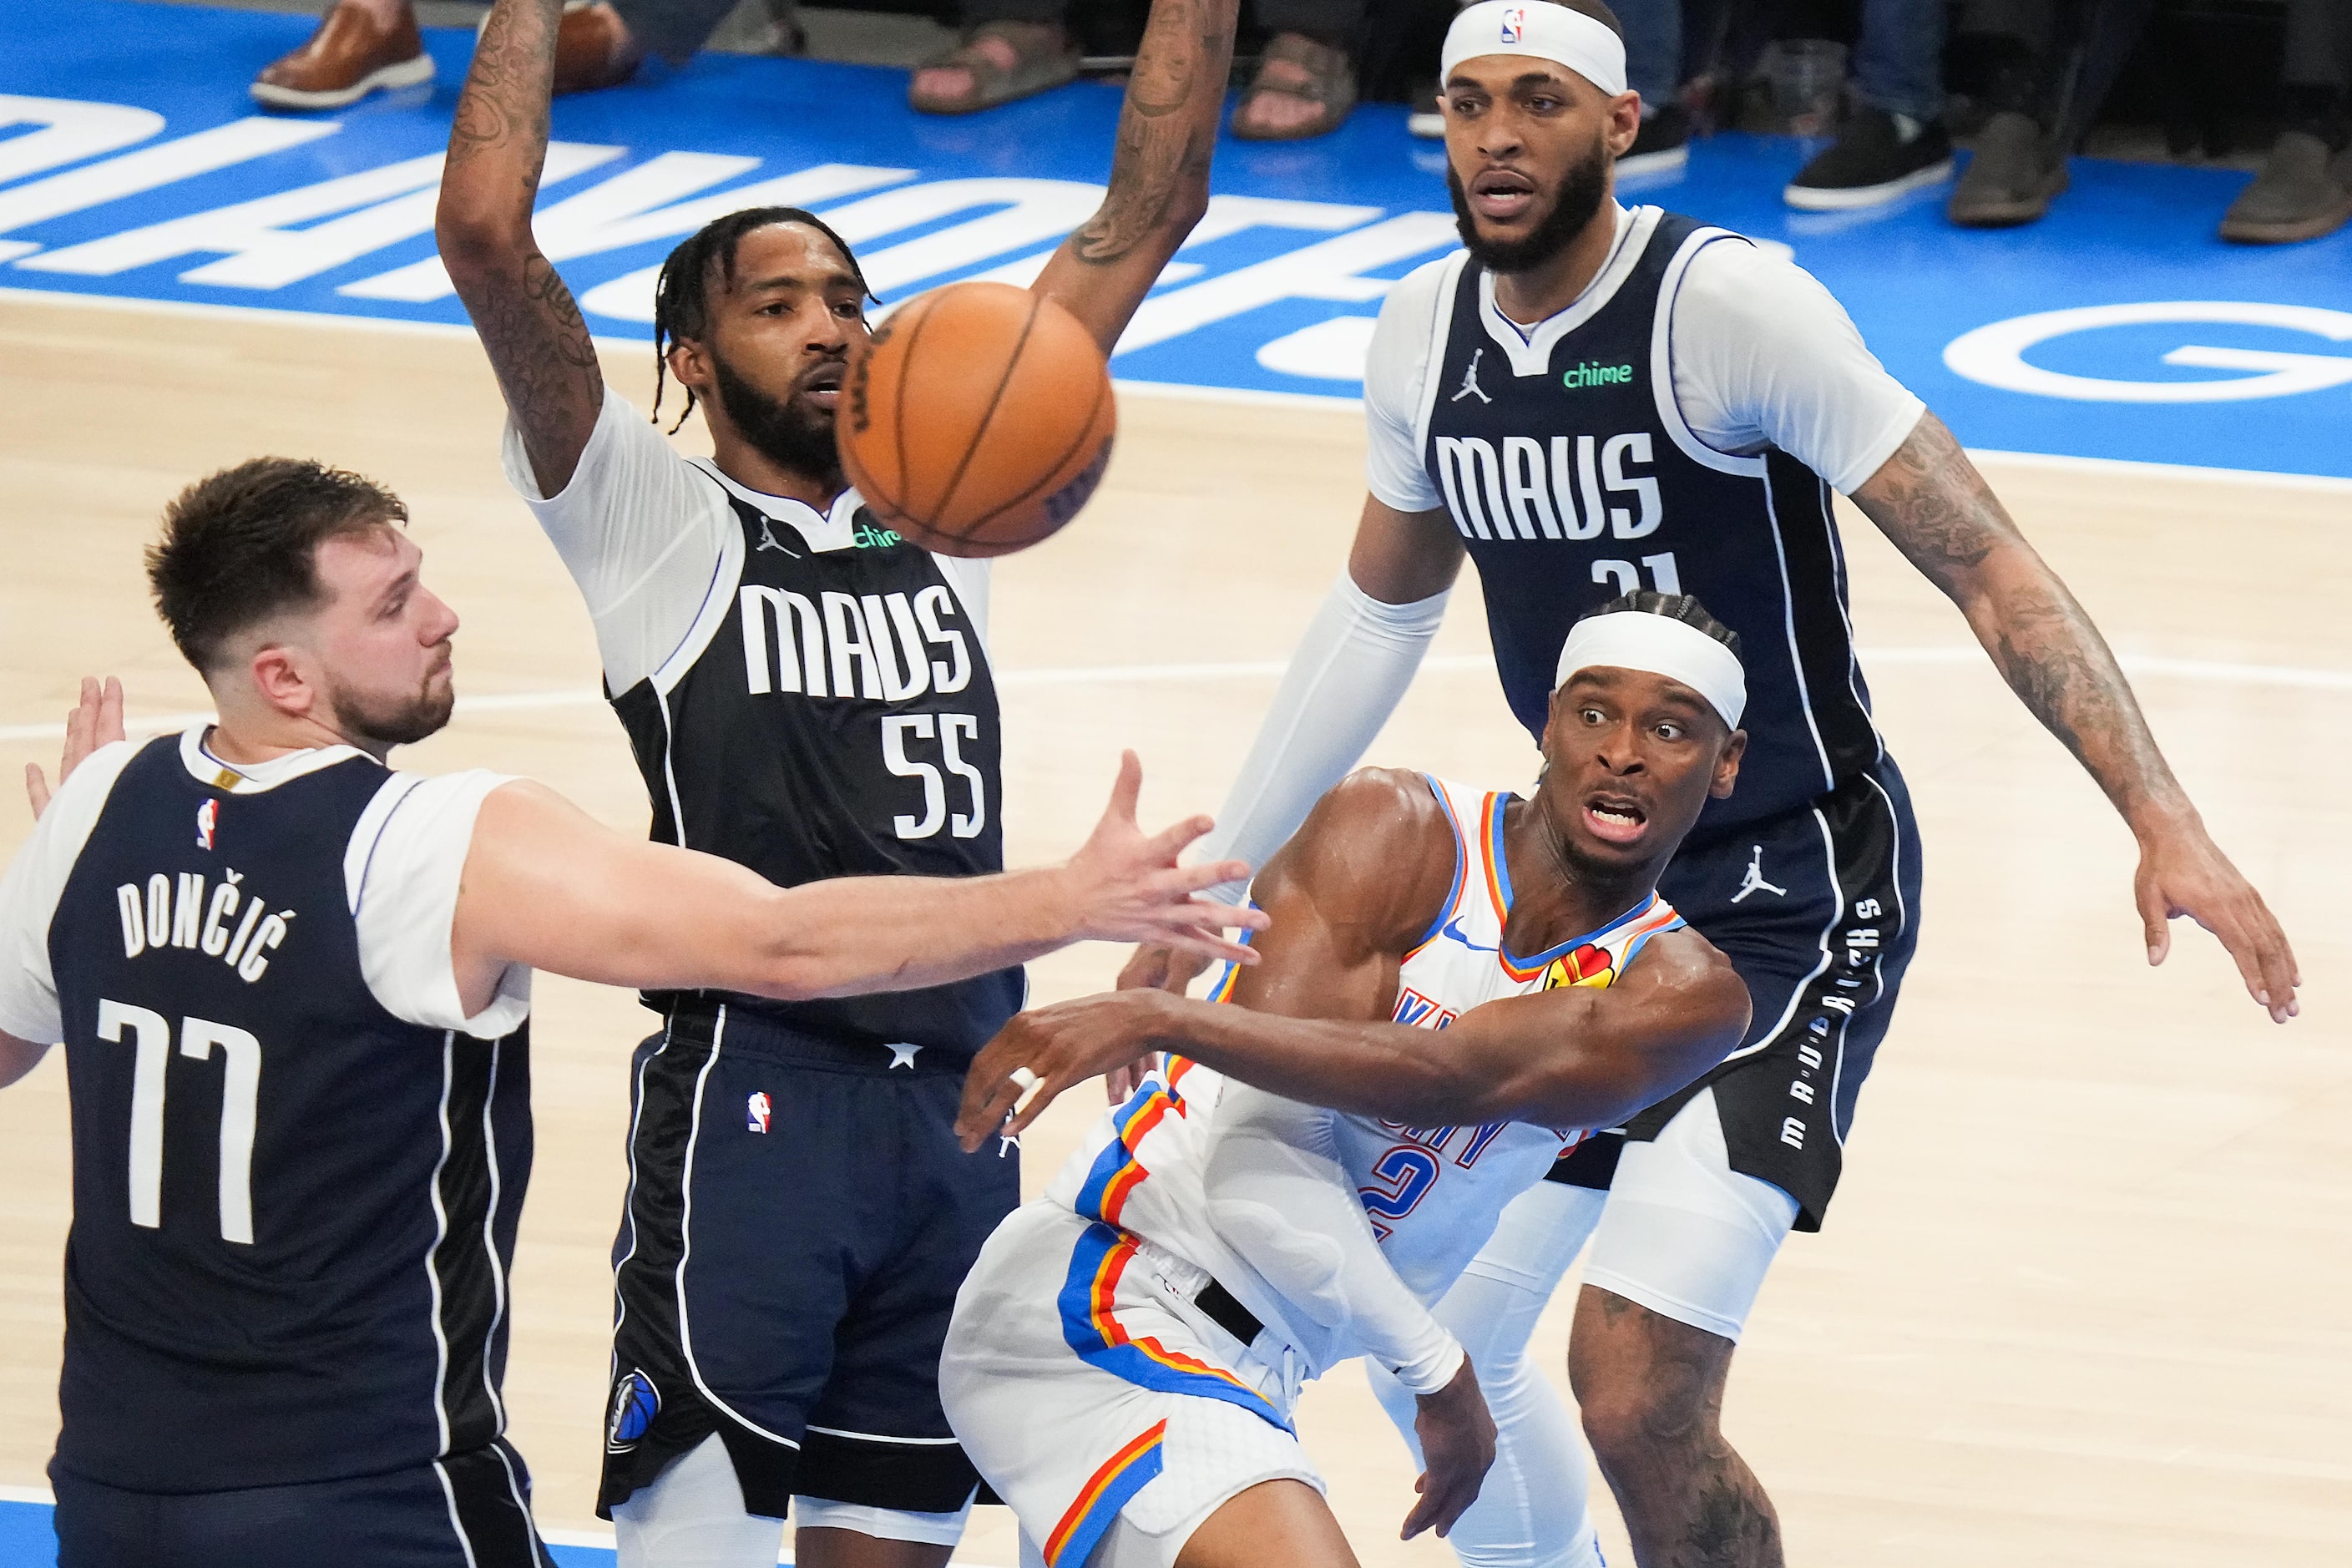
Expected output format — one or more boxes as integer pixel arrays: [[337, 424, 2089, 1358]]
[[1195, 575, 1449, 902], [1363, 260, 1449, 513], [501, 392, 736, 692], [1667, 240, 1926, 495], [1204, 1082, 1465, 1395], [345, 771, 531, 1039], [0, 740, 141, 1044]]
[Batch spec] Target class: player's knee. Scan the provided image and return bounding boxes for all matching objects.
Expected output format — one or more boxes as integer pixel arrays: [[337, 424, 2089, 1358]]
[[1568, 1318, 1724, 1465]]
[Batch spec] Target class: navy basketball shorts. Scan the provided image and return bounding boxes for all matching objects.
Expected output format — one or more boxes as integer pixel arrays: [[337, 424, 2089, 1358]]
[[600, 1001, 1021, 1521], [1551, 757, 1924, 1231], [50, 1440, 549, 1568]]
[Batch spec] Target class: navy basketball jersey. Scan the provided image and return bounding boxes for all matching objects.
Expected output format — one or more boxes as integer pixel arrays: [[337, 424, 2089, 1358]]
[[43, 737, 530, 1493], [608, 482, 1021, 1059], [1419, 211, 1882, 831]]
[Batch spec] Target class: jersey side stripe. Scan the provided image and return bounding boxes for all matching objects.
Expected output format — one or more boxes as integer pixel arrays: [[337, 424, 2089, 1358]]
[[1052, 1222, 1290, 1432]]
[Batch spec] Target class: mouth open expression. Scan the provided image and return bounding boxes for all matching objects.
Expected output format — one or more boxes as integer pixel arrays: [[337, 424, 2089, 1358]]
[[1580, 787, 1651, 849], [797, 358, 845, 416], [1468, 164, 1540, 225]]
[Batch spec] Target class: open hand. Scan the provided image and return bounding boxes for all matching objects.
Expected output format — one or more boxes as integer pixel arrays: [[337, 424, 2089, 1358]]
[[26, 677, 124, 820], [1402, 1353, 1495, 1540], [1062, 751, 1266, 962], [2136, 819, 2299, 1024], [957, 989, 1185, 1151]]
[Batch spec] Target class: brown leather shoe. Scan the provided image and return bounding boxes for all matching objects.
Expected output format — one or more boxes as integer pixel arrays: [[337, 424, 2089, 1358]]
[[552, 2, 642, 96], [251, 2, 434, 112]]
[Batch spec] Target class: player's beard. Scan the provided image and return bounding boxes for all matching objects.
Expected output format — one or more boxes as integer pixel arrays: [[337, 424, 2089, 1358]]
[[1447, 135, 1611, 276], [711, 347, 844, 487], [329, 665, 454, 751]]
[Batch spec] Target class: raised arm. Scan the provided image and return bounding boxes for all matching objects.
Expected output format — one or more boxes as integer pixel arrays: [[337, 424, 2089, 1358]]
[[436, 0, 604, 495], [966, 771, 1749, 1145], [452, 754, 1264, 1012], [1115, 496, 1461, 1001], [1030, 0, 1240, 352], [1852, 412, 2298, 1021]]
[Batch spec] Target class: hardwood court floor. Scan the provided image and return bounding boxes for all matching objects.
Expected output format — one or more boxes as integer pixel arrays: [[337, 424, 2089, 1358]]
[[0, 294, 2345, 1566]]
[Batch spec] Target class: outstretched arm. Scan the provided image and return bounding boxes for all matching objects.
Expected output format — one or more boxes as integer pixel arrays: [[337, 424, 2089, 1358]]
[[437, 0, 604, 495], [964, 771, 1750, 1144], [452, 753, 1264, 1012], [1031, 0, 1240, 352], [1852, 412, 2298, 1021]]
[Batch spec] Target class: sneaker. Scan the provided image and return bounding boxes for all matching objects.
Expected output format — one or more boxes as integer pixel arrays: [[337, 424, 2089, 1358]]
[[250, 1, 433, 111], [1947, 110, 2068, 227], [1620, 104, 1691, 177], [2219, 129, 2352, 243], [1784, 105, 1953, 210]]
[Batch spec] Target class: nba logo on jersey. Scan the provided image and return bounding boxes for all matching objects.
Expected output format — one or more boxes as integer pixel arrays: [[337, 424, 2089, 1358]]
[[1500, 6, 1525, 42], [195, 797, 217, 851], [746, 1091, 772, 1134]]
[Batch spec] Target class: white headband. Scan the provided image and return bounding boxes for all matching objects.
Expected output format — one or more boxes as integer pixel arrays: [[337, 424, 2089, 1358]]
[[1555, 611, 1746, 729], [1441, 2, 1628, 96]]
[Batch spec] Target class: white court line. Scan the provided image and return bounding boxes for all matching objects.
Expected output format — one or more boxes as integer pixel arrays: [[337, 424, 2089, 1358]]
[[3, 646, 2346, 746], [8, 286, 2352, 495]]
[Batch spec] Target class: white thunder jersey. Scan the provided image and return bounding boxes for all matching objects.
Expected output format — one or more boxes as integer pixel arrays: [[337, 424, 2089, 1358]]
[[1042, 775, 1687, 1365]]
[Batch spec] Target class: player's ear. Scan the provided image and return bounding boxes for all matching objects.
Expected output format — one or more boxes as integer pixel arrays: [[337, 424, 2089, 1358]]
[[246, 643, 316, 722], [1709, 728, 1746, 800], [666, 336, 713, 395], [1607, 89, 1642, 156]]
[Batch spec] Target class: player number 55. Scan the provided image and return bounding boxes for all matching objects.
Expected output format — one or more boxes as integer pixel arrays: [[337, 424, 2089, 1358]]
[[882, 713, 987, 841]]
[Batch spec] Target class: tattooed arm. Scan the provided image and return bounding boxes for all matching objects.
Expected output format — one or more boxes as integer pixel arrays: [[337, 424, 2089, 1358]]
[[435, 0, 604, 495], [1853, 412, 2299, 1021], [1032, 0, 1240, 352]]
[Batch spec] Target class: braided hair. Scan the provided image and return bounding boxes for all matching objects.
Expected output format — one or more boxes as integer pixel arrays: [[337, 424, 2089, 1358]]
[[1576, 589, 1742, 659], [649, 206, 873, 432]]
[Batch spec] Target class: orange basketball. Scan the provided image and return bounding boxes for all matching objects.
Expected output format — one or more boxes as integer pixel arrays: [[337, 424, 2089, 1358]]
[[837, 281, 1117, 558]]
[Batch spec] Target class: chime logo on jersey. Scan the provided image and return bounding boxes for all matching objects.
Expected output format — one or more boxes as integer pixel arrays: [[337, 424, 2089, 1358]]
[[1500, 5, 1525, 42], [746, 1091, 772, 1134], [194, 797, 217, 851]]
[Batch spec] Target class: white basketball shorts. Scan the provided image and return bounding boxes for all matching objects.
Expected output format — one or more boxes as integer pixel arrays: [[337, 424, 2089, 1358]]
[[940, 1202, 1323, 1568]]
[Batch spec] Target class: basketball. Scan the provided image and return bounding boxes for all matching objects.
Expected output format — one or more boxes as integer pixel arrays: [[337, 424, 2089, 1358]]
[[837, 281, 1117, 558]]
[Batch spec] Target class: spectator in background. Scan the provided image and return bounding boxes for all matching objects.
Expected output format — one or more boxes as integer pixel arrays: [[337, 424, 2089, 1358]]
[[1939, 1, 2075, 226], [252, 0, 793, 109], [2220, 0, 2352, 242], [908, 0, 1363, 139], [1596, 0, 1701, 173], [1781, 0, 1957, 211]]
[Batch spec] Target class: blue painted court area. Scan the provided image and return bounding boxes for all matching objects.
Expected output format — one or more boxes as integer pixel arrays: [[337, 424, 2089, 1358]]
[[0, 1491, 628, 1565], [6, 2, 2349, 478]]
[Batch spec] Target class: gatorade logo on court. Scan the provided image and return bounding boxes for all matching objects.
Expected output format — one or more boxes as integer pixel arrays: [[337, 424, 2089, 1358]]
[[606, 1369, 660, 1452], [1561, 361, 1633, 390]]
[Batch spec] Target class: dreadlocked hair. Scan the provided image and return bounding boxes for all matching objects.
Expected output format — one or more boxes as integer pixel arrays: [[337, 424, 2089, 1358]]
[[650, 205, 874, 432], [1577, 589, 1742, 659]]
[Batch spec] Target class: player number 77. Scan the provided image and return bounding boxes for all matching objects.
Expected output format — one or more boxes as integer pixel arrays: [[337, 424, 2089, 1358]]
[[98, 999, 260, 1246]]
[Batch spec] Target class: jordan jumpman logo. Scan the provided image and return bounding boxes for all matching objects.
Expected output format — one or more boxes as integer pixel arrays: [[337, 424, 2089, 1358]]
[[1452, 346, 1492, 404], [1731, 844, 1786, 903]]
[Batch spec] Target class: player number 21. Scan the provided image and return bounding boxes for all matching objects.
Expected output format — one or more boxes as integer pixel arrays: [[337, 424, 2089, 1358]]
[[882, 713, 987, 841], [98, 999, 259, 1246]]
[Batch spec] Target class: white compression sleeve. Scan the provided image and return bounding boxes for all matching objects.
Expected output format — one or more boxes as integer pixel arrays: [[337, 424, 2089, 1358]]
[[1198, 574, 1450, 901], [1366, 1181, 1609, 1568], [1203, 1083, 1464, 1395]]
